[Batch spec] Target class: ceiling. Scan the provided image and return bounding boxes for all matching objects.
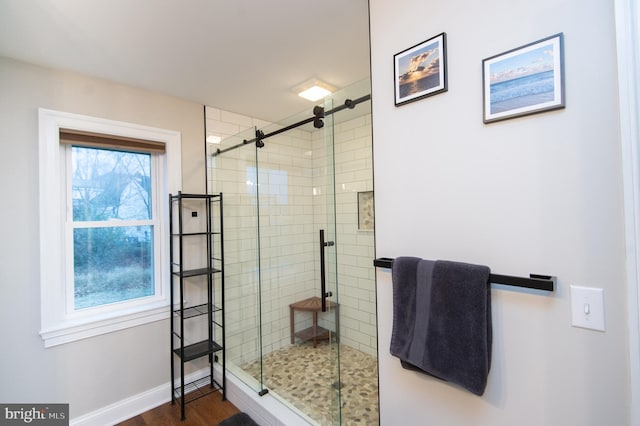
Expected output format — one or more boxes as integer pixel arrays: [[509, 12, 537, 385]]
[[0, 0, 371, 123]]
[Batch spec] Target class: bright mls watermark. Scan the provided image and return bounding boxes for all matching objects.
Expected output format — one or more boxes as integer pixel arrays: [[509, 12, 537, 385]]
[[1, 404, 68, 425]]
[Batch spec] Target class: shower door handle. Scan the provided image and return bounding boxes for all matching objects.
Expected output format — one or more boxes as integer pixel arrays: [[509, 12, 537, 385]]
[[319, 229, 334, 312]]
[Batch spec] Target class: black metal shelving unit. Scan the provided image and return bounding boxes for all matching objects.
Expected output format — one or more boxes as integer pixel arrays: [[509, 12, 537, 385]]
[[170, 192, 225, 420]]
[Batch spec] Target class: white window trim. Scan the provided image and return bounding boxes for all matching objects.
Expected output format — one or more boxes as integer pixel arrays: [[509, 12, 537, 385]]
[[38, 108, 182, 347]]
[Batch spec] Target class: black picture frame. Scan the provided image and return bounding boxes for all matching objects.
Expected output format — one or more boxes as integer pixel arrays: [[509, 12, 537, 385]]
[[394, 32, 448, 106], [482, 33, 565, 124]]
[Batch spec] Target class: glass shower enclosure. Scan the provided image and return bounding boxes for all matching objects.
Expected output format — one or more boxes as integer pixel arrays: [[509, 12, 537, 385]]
[[207, 79, 377, 425]]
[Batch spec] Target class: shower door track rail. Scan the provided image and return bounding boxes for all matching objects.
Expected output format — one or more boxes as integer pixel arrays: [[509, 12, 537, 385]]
[[211, 94, 371, 157]]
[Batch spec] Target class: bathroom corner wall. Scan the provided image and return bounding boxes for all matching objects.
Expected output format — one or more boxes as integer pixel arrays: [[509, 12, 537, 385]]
[[0, 56, 205, 419]]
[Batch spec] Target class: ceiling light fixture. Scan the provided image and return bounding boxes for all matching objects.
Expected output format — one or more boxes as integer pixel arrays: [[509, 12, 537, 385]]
[[295, 79, 336, 102]]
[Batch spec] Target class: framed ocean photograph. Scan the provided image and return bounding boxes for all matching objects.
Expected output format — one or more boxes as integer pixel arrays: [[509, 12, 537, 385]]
[[482, 33, 565, 123], [394, 33, 447, 106]]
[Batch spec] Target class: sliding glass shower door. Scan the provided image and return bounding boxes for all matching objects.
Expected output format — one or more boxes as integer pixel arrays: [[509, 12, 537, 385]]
[[255, 95, 342, 424], [208, 78, 378, 425]]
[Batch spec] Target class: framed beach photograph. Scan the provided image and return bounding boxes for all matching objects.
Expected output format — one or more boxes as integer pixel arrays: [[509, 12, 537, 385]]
[[482, 33, 565, 123], [394, 33, 447, 106], [357, 191, 374, 230]]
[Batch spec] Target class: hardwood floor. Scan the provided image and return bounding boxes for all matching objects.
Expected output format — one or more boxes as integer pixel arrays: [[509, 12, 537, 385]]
[[117, 392, 240, 426]]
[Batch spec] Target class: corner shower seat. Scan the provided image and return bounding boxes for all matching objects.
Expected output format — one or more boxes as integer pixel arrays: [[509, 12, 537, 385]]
[[289, 296, 339, 348]]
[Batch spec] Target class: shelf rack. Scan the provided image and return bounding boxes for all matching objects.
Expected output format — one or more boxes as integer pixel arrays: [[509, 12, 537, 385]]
[[170, 192, 226, 420]]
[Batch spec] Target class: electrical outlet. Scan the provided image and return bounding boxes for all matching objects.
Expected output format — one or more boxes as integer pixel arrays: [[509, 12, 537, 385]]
[[571, 285, 605, 331]]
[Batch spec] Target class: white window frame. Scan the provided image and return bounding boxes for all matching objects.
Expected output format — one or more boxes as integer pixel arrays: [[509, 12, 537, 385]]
[[38, 108, 182, 347]]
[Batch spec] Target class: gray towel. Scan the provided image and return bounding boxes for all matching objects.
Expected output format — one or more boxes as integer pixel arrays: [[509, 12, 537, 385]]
[[390, 257, 423, 359], [390, 258, 492, 396]]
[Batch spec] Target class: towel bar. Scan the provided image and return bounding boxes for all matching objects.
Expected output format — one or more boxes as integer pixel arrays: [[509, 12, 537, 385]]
[[373, 257, 555, 291]]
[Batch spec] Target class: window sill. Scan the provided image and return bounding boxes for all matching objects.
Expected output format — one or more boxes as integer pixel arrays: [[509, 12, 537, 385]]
[[40, 304, 169, 348]]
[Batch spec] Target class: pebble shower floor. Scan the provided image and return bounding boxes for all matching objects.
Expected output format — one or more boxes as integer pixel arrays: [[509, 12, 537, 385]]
[[242, 340, 379, 425]]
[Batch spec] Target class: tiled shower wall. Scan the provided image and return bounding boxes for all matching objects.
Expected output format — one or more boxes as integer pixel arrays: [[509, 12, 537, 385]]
[[253, 126, 318, 357], [206, 107, 265, 368], [206, 104, 376, 368]]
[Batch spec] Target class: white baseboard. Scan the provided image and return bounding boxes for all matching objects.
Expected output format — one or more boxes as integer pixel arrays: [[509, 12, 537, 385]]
[[69, 369, 205, 426], [69, 367, 312, 426], [70, 383, 169, 426]]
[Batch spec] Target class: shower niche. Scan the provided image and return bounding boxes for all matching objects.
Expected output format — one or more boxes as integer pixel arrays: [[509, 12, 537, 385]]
[[206, 78, 378, 425]]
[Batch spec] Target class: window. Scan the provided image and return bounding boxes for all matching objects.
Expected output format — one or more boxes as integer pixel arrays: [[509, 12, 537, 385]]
[[69, 146, 155, 310], [39, 109, 181, 347]]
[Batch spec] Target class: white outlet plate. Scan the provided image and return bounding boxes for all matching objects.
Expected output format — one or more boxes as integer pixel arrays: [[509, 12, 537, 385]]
[[570, 285, 605, 331]]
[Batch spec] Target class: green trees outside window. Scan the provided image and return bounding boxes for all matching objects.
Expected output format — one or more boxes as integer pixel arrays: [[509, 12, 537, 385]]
[[71, 147, 155, 309]]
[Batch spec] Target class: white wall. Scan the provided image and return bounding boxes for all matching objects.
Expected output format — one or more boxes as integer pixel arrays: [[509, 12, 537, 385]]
[[370, 0, 629, 425], [0, 57, 205, 419]]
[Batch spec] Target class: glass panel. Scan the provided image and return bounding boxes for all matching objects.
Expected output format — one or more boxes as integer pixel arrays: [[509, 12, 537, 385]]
[[327, 78, 379, 425], [206, 79, 378, 425], [320, 94, 342, 426], [71, 147, 151, 221], [245, 96, 341, 424], [207, 126, 265, 393], [74, 225, 154, 309]]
